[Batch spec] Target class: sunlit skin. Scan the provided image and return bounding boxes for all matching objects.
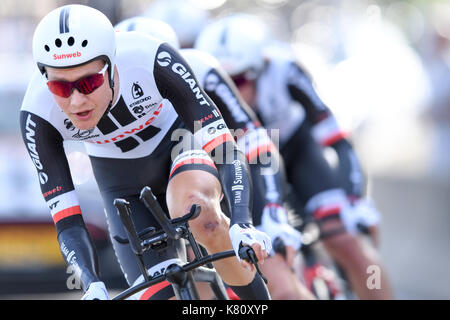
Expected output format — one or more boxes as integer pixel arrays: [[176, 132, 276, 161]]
[[46, 60, 120, 131], [236, 79, 257, 109]]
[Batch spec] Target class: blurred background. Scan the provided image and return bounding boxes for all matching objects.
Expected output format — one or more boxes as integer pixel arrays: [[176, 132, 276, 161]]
[[0, 0, 448, 299]]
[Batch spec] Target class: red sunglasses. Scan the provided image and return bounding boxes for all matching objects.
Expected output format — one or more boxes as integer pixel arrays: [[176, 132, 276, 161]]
[[231, 72, 250, 88], [47, 64, 108, 98]]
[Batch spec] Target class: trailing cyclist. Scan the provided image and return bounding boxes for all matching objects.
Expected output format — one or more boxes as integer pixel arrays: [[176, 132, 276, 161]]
[[195, 13, 394, 300], [116, 16, 316, 300]]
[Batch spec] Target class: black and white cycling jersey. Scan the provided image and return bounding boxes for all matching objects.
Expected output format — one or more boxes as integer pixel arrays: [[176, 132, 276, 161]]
[[20, 32, 254, 292], [20, 32, 252, 226], [181, 48, 286, 225], [255, 50, 364, 199], [255, 51, 347, 148]]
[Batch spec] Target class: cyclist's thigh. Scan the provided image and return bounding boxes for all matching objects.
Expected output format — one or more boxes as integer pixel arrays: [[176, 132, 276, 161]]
[[260, 254, 314, 300], [281, 123, 346, 220], [166, 130, 222, 217], [282, 124, 338, 197], [90, 148, 181, 299]]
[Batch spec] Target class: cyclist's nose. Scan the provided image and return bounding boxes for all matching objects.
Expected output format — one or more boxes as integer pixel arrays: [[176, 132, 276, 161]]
[[70, 88, 88, 107]]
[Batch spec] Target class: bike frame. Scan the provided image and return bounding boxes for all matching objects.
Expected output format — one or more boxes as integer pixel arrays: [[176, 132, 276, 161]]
[[111, 186, 233, 300]]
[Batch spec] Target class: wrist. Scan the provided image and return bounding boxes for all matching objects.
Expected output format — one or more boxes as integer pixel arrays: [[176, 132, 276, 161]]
[[229, 208, 252, 227], [80, 268, 101, 292]]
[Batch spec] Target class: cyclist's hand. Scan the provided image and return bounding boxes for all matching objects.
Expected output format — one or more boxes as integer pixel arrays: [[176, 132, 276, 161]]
[[272, 237, 298, 268], [341, 198, 381, 246], [257, 204, 302, 256], [81, 281, 109, 300], [229, 223, 272, 271]]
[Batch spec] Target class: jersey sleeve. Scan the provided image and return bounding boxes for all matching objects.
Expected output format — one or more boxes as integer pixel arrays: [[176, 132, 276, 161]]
[[200, 65, 287, 227], [20, 111, 80, 223], [202, 67, 261, 134], [286, 62, 348, 146], [153, 43, 253, 225], [285, 62, 365, 199], [20, 110, 100, 290]]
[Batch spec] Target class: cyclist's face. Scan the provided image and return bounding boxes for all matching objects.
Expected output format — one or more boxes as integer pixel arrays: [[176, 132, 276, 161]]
[[46, 60, 113, 131], [235, 79, 257, 109]]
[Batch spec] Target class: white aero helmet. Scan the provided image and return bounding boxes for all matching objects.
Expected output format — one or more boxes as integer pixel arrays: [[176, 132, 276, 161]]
[[115, 17, 180, 50], [144, 0, 210, 48], [195, 14, 269, 78], [32, 4, 116, 87]]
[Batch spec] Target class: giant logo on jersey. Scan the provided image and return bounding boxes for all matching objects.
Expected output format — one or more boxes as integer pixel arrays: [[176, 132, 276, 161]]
[[157, 51, 172, 67], [24, 114, 48, 185], [156, 50, 211, 107]]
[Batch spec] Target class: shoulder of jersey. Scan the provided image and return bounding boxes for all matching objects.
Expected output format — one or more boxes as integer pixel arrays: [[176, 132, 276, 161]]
[[21, 70, 58, 119], [180, 48, 221, 80], [115, 31, 165, 69]]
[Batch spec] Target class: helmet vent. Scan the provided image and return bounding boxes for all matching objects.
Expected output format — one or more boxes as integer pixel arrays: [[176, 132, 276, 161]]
[[55, 38, 62, 47], [44, 45, 50, 52], [67, 37, 75, 46], [82, 40, 88, 47]]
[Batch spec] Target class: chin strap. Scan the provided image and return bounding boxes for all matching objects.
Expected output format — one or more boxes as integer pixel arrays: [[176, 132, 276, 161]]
[[100, 79, 115, 119]]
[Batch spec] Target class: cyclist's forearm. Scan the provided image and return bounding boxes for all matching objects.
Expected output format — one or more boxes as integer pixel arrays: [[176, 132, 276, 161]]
[[56, 216, 100, 291], [251, 149, 286, 204], [247, 149, 287, 227], [215, 144, 253, 226]]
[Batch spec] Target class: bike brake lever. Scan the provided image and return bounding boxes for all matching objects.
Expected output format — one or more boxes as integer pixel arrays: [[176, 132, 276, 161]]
[[238, 246, 268, 284], [171, 204, 201, 225], [140, 186, 179, 239], [113, 235, 129, 244]]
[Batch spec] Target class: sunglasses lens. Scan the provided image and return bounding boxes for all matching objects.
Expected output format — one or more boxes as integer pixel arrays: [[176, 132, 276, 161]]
[[47, 81, 73, 98], [77, 73, 104, 95], [231, 74, 249, 87], [47, 73, 105, 98]]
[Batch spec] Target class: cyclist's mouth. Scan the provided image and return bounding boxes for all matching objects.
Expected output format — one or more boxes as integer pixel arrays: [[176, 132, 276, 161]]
[[75, 110, 93, 120]]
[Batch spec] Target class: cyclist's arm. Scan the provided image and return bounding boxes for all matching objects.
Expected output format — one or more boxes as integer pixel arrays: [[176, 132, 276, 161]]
[[328, 138, 365, 200], [20, 111, 100, 291], [201, 66, 288, 226], [286, 62, 365, 199], [153, 43, 253, 226]]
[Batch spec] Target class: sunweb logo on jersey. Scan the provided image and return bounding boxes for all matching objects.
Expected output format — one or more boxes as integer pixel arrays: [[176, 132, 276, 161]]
[[157, 51, 172, 67], [132, 82, 144, 99]]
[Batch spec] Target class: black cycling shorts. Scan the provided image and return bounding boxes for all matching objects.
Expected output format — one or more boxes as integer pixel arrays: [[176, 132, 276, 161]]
[[280, 121, 347, 228], [90, 118, 219, 299]]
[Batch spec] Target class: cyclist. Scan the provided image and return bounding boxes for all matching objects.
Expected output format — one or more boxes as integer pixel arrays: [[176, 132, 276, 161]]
[[195, 14, 393, 299], [20, 5, 271, 300], [116, 16, 315, 300]]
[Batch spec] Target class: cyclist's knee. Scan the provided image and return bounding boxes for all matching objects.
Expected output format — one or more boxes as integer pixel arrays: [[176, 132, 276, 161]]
[[261, 255, 312, 300], [180, 190, 228, 245], [321, 230, 369, 266], [167, 170, 222, 218]]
